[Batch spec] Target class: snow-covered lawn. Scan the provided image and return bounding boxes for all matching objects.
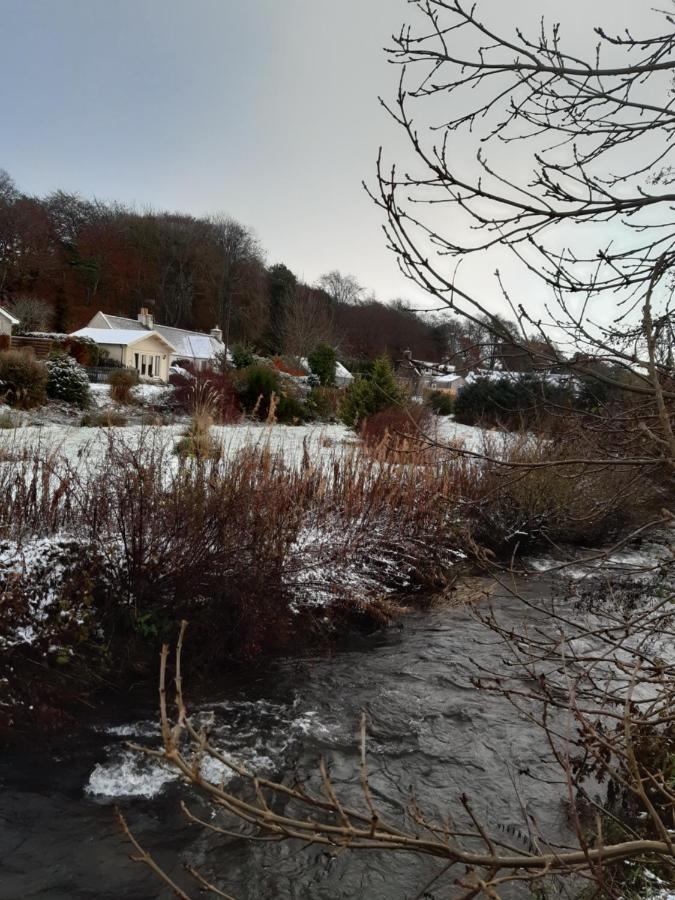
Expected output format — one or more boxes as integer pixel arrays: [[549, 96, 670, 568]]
[[0, 417, 488, 469], [89, 381, 174, 407]]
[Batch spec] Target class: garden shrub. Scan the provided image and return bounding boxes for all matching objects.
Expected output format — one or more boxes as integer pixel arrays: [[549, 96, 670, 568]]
[[454, 375, 574, 429], [0, 349, 48, 409], [272, 356, 307, 376], [0, 409, 17, 429], [426, 390, 454, 416], [340, 355, 405, 427], [80, 410, 128, 427], [276, 393, 309, 424], [46, 353, 91, 408], [63, 336, 102, 367], [237, 363, 281, 418], [230, 343, 255, 369], [234, 363, 309, 424], [307, 386, 341, 420], [307, 343, 336, 387], [108, 369, 139, 404]]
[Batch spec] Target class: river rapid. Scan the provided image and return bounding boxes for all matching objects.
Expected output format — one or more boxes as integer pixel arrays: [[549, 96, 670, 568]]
[[0, 553, 667, 900]]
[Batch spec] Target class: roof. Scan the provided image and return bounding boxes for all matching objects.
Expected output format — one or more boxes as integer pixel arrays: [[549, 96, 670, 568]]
[[96, 313, 145, 331], [152, 324, 222, 360], [0, 306, 19, 326], [91, 312, 222, 360], [335, 361, 353, 380], [299, 357, 354, 381], [71, 327, 177, 352], [432, 373, 465, 386]]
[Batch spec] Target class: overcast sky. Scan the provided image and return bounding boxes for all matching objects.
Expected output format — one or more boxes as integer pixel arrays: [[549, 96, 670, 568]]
[[1, 0, 643, 311]]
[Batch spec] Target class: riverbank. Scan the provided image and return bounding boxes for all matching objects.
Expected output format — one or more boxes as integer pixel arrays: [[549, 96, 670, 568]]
[[2, 411, 668, 737], [1, 420, 485, 735]]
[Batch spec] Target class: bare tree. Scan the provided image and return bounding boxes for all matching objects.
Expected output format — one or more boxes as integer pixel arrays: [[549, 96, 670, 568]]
[[0, 169, 19, 205], [318, 270, 365, 306], [282, 283, 336, 358], [6, 295, 54, 332], [370, 0, 675, 471]]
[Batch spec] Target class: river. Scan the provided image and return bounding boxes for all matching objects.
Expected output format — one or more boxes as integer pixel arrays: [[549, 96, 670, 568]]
[[0, 554, 666, 899]]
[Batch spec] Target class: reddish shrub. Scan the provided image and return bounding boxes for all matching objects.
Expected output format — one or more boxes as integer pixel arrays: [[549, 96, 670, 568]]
[[360, 403, 432, 450], [272, 356, 306, 377], [0, 335, 10, 352], [171, 365, 241, 423]]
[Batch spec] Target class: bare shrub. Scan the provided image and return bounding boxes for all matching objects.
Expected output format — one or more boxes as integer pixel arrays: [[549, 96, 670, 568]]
[[171, 365, 240, 424], [0, 433, 474, 681], [360, 403, 432, 454], [471, 432, 660, 550]]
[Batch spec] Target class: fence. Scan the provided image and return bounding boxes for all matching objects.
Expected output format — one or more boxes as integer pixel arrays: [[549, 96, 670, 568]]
[[10, 335, 56, 359], [85, 365, 133, 384]]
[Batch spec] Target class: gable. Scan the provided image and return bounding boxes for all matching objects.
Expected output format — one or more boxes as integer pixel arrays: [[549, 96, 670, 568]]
[[0, 306, 19, 327]]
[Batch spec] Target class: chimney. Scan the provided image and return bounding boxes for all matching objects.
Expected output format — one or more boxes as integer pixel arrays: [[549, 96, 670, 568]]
[[210, 325, 223, 343], [137, 307, 154, 329]]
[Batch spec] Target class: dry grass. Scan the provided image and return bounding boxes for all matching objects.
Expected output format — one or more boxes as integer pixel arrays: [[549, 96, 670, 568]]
[[108, 369, 138, 404]]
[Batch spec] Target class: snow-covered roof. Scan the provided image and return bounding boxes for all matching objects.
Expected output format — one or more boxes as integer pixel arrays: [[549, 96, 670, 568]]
[[335, 361, 353, 381], [0, 306, 19, 326], [96, 313, 145, 331], [153, 325, 221, 360], [87, 312, 222, 360], [432, 373, 465, 386], [71, 327, 176, 352], [299, 357, 354, 381]]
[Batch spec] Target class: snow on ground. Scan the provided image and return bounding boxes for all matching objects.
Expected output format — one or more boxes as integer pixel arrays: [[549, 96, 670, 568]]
[[433, 416, 490, 453], [89, 381, 173, 408], [0, 420, 360, 469]]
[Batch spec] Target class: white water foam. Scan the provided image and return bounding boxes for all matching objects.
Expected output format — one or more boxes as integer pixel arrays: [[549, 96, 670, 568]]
[[86, 698, 333, 800]]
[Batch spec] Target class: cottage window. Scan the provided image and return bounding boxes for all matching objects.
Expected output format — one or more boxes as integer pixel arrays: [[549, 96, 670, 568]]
[[154, 355, 161, 377]]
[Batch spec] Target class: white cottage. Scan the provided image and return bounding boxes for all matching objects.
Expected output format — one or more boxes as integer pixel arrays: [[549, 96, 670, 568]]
[[83, 309, 224, 371], [70, 327, 176, 382]]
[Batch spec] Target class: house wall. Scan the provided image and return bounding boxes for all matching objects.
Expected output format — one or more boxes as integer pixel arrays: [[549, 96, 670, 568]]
[[95, 335, 171, 382], [0, 315, 12, 337], [122, 335, 171, 382]]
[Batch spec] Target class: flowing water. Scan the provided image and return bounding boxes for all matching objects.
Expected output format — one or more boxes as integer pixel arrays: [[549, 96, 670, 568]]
[[0, 556, 665, 900]]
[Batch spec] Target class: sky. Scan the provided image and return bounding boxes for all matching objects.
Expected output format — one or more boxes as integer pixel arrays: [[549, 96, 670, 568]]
[[0, 0, 647, 314]]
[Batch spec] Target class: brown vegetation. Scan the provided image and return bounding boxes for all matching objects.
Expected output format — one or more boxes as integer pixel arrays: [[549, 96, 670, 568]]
[[107, 368, 138, 404]]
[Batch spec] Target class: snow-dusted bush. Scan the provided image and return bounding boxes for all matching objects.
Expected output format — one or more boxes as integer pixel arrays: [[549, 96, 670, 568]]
[[0, 349, 48, 408], [46, 353, 91, 408]]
